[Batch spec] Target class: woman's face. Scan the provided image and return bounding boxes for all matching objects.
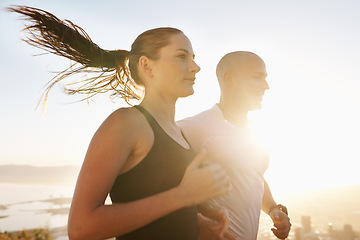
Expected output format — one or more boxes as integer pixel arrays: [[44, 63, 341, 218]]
[[150, 33, 201, 98]]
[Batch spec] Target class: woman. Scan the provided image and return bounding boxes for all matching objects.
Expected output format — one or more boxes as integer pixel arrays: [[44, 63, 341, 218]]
[[8, 6, 231, 240]]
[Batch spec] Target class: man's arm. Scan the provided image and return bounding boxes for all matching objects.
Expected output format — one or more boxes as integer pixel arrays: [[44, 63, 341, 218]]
[[262, 180, 291, 239], [261, 180, 276, 213]]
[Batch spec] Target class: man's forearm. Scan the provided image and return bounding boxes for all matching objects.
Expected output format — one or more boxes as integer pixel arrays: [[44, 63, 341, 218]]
[[261, 180, 277, 214]]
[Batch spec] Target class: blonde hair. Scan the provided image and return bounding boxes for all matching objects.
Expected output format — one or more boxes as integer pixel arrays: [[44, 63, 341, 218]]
[[8, 5, 183, 106]]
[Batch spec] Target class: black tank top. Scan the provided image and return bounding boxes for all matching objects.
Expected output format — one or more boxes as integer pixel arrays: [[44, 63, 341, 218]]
[[110, 105, 198, 240]]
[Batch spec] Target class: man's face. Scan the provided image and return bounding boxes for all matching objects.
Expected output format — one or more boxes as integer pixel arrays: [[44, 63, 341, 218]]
[[231, 55, 269, 111]]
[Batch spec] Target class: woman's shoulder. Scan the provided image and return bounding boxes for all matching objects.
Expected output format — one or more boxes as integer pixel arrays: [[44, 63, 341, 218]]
[[108, 106, 138, 121], [88, 106, 149, 151], [100, 106, 148, 134]]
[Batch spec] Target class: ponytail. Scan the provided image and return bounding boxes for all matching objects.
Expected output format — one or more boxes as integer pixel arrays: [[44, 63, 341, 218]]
[[7, 5, 142, 106]]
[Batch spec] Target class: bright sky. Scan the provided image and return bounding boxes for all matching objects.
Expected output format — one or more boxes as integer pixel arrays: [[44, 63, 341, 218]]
[[1, 0, 359, 197]]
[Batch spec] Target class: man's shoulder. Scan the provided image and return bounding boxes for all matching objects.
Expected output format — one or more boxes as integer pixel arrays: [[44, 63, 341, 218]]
[[177, 106, 219, 152], [178, 106, 217, 128]]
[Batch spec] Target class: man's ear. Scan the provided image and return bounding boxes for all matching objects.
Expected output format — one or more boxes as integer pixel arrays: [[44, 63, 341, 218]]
[[223, 72, 234, 88], [138, 56, 154, 78]]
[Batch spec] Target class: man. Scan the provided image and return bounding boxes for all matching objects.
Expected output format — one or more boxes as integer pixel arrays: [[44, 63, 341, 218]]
[[179, 51, 291, 240]]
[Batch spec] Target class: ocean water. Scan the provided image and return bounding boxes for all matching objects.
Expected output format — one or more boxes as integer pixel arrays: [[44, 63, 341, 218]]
[[0, 183, 74, 232], [0, 183, 275, 239], [0, 183, 298, 239]]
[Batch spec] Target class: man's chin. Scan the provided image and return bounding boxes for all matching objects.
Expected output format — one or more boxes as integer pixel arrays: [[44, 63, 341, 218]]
[[250, 103, 263, 111]]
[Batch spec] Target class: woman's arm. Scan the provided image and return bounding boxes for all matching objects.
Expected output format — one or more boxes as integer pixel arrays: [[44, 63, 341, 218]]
[[68, 108, 230, 240]]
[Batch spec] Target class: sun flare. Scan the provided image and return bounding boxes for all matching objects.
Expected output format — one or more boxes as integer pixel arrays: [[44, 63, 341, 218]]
[[249, 90, 360, 198]]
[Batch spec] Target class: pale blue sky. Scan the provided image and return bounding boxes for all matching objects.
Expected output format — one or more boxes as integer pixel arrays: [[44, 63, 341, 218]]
[[1, 0, 359, 194]]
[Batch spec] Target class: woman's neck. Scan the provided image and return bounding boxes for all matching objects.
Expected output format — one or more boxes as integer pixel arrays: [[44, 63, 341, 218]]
[[140, 92, 177, 125], [141, 90, 190, 150]]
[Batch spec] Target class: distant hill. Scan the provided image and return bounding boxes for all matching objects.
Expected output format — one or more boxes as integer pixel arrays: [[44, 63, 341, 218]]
[[0, 165, 80, 185]]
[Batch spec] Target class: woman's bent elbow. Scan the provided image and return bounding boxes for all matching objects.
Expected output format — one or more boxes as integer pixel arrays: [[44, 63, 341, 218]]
[[68, 223, 83, 240], [68, 216, 90, 240]]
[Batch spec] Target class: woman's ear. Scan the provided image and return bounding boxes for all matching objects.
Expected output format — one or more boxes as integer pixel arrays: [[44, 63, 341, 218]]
[[138, 56, 154, 78]]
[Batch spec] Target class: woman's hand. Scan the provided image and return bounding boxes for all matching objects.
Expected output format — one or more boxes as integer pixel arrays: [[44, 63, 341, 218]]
[[177, 149, 231, 207]]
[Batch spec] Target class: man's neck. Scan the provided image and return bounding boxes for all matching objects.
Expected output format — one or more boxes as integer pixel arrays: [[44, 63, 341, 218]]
[[217, 101, 248, 128]]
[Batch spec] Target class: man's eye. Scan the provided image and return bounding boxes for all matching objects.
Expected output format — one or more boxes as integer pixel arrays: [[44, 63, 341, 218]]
[[254, 76, 264, 80], [178, 54, 186, 59]]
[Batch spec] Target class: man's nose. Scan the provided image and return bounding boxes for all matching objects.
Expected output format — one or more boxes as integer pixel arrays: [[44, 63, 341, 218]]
[[263, 79, 270, 90]]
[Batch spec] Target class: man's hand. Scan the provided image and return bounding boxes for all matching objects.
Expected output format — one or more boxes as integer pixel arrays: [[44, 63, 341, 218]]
[[197, 204, 237, 240], [198, 213, 222, 240], [270, 209, 291, 239], [197, 205, 228, 240]]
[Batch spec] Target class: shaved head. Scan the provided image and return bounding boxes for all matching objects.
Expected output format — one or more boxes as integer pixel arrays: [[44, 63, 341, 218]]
[[216, 51, 264, 84], [215, 51, 269, 113]]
